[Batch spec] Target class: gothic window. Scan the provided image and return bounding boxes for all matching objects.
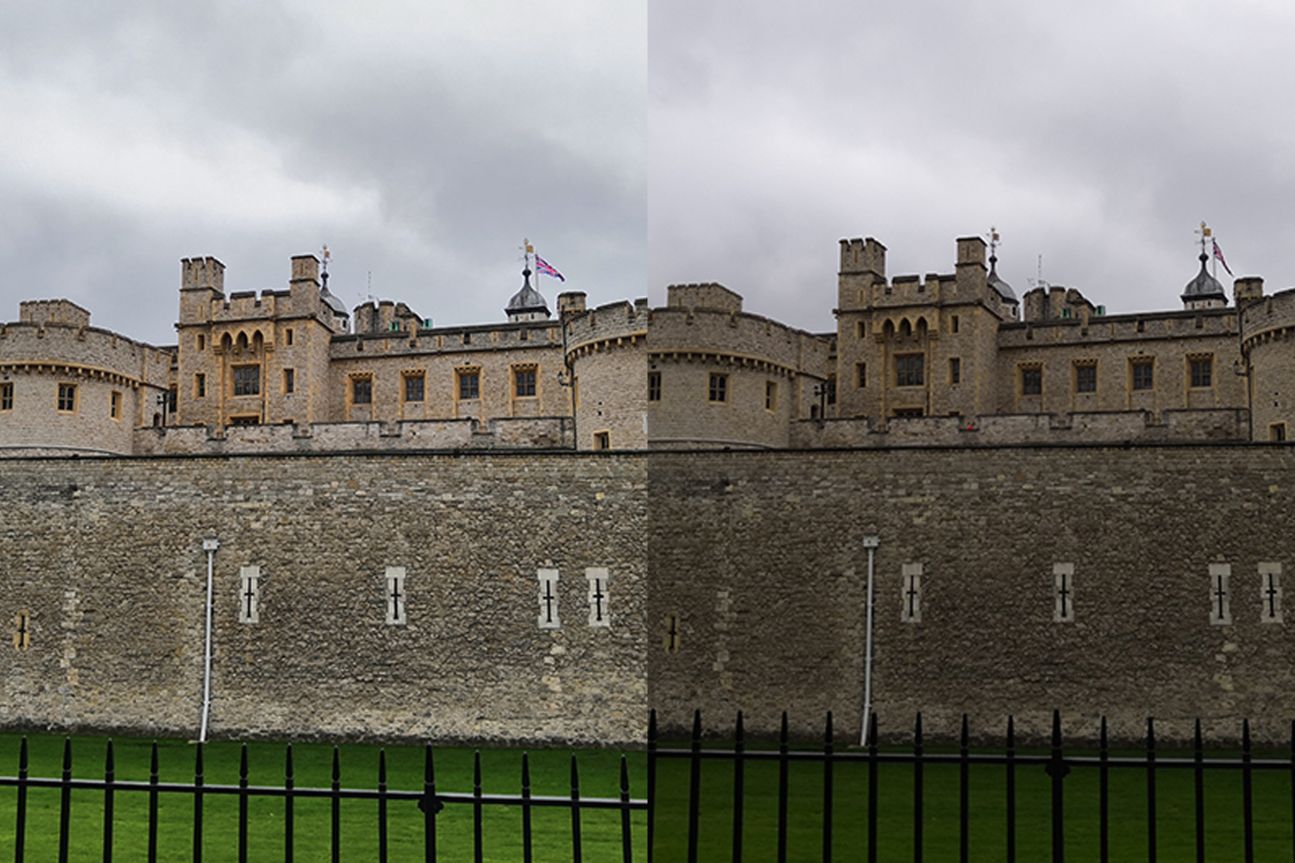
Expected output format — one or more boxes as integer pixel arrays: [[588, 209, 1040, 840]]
[[233, 365, 260, 396], [0, 382, 12, 411], [648, 371, 661, 402], [895, 354, 924, 387]]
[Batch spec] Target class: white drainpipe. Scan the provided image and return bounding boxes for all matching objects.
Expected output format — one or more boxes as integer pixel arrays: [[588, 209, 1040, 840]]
[[860, 535, 880, 746], [199, 538, 219, 743]]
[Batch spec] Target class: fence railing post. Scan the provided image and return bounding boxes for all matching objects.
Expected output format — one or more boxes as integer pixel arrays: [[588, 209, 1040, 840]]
[[103, 740, 115, 863], [284, 745, 295, 863], [778, 711, 790, 863], [732, 712, 744, 863], [1098, 717, 1108, 863], [192, 742, 204, 863], [1046, 709, 1068, 863], [867, 713, 878, 863], [1243, 719, 1254, 863], [822, 711, 834, 863], [1146, 718, 1157, 863], [570, 755, 584, 863], [58, 738, 72, 863], [147, 742, 158, 863], [914, 712, 924, 863], [687, 710, 702, 863], [1193, 719, 1205, 863], [1006, 716, 1016, 863], [647, 710, 657, 863]]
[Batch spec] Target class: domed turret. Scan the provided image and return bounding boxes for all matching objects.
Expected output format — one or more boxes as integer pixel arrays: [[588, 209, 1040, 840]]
[[987, 253, 1017, 303], [506, 267, 551, 322], [1182, 252, 1227, 310]]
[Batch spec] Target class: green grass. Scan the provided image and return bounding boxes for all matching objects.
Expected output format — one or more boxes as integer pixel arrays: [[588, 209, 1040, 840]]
[[652, 744, 1295, 861], [0, 733, 646, 862]]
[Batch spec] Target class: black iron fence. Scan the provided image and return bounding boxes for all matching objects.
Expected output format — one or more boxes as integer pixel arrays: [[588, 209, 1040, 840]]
[[0, 738, 645, 862], [647, 708, 1295, 863]]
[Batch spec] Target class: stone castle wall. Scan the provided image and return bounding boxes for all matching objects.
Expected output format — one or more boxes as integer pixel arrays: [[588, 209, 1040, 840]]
[[648, 445, 1295, 746], [789, 408, 1249, 448], [130, 416, 573, 455], [4, 443, 1295, 746], [0, 452, 646, 744], [566, 300, 651, 450]]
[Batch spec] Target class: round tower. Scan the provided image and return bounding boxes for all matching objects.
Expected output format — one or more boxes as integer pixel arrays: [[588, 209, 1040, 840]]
[[1240, 287, 1295, 442]]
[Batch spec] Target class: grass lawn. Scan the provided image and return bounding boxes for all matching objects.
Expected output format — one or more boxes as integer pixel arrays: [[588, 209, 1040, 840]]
[[0, 733, 646, 862], [651, 742, 1295, 861]]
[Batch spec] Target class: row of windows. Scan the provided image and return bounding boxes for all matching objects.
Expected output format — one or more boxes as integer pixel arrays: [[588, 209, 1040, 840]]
[[848, 355, 1216, 393], [646, 371, 782, 411], [201, 366, 540, 403], [0, 383, 124, 419], [1019, 357, 1213, 396]]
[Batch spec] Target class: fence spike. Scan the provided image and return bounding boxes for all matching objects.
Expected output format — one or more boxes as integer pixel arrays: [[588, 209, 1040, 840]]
[[570, 755, 584, 863]]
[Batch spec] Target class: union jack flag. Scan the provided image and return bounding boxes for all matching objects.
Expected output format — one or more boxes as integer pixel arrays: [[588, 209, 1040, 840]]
[[1212, 239, 1234, 277], [535, 254, 565, 282]]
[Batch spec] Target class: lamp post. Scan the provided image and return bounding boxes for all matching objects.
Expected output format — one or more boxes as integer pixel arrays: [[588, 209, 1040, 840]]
[[861, 534, 880, 746]]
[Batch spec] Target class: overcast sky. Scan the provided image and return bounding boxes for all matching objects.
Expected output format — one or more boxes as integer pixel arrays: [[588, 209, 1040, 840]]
[[5, 3, 1295, 345], [651, 0, 1295, 332], [0, 1, 644, 344]]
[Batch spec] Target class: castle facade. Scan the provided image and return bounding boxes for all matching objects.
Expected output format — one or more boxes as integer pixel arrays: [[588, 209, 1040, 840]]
[[2, 234, 1292, 456]]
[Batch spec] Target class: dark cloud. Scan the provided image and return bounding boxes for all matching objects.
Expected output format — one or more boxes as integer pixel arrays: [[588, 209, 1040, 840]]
[[650, 0, 1295, 331], [0, 1, 645, 343]]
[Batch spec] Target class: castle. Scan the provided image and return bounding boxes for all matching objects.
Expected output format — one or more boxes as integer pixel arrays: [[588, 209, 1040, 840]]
[[3, 235, 1295, 749], [1, 233, 1292, 457]]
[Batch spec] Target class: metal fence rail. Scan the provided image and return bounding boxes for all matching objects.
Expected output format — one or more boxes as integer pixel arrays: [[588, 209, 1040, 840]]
[[648, 708, 1295, 863], [0, 739, 646, 862]]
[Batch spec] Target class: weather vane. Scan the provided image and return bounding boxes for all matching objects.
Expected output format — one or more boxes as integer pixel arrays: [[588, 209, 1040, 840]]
[[987, 226, 1000, 256], [320, 243, 331, 289], [519, 238, 534, 269], [1196, 221, 1212, 256]]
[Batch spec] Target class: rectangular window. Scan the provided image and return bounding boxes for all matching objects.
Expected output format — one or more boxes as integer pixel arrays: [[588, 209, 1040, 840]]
[[195, 373, 206, 398], [57, 383, 77, 412], [1075, 363, 1097, 393], [895, 354, 924, 387], [110, 391, 122, 419], [513, 366, 537, 398], [856, 362, 867, 388], [168, 386, 177, 413], [825, 376, 836, 405], [1131, 359, 1154, 391], [458, 369, 480, 400], [1189, 356, 1213, 388], [856, 321, 867, 339], [0, 382, 12, 411], [403, 372, 425, 402], [1020, 366, 1042, 396], [283, 368, 295, 394], [351, 376, 372, 405], [951, 315, 960, 334], [593, 431, 610, 450], [197, 333, 205, 351], [1273, 423, 1288, 443], [949, 357, 961, 385], [708, 372, 728, 402], [648, 371, 661, 402], [765, 381, 777, 411], [285, 328, 294, 346], [233, 365, 260, 396]]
